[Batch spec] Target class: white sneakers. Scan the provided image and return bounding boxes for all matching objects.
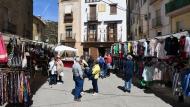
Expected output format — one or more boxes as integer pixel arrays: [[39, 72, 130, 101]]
[[92, 93, 98, 96], [81, 92, 85, 95]]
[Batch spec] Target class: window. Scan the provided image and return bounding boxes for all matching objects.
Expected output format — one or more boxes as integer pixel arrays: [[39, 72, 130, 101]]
[[88, 24, 97, 41], [107, 23, 117, 41], [85, 0, 100, 3], [110, 4, 117, 15], [65, 26, 72, 38]]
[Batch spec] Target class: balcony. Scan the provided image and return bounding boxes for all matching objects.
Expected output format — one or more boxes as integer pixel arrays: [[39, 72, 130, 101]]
[[83, 35, 118, 43], [64, 13, 73, 23], [152, 16, 162, 28], [165, 0, 190, 15], [60, 33, 76, 43]]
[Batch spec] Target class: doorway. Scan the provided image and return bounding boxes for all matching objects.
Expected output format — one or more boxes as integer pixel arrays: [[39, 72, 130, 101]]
[[98, 47, 106, 57]]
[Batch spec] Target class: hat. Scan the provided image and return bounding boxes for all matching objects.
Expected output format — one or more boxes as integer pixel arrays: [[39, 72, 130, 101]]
[[127, 55, 133, 60]]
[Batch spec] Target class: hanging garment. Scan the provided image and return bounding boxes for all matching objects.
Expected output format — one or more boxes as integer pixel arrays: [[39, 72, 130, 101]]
[[164, 37, 179, 55], [137, 60, 144, 79], [137, 42, 144, 56], [149, 39, 158, 56], [155, 40, 166, 59], [184, 36, 190, 57], [143, 41, 148, 56], [114, 44, 119, 55], [124, 43, 128, 56], [22, 53, 27, 68], [0, 34, 8, 63], [153, 61, 166, 81], [172, 72, 183, 96], [133, 41, 138, 56], [142, 66, 154, 82], [179, 36, 187, 59], [128, 42, 132, 54]]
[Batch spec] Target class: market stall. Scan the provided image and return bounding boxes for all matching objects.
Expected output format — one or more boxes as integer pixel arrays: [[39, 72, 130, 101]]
[[0, 32, 55, 106], [110, 31, 190, 102], [54, 45, 78, 68]]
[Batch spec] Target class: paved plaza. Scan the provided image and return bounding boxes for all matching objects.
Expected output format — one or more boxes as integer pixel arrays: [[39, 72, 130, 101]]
[[31, 68, 190, 107]]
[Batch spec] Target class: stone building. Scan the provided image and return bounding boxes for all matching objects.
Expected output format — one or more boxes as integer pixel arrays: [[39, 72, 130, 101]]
[[58, 0, 83, 56], [129, 0, 171, 40], [33, 16, 46, 42], [0, 0, 33, 39]]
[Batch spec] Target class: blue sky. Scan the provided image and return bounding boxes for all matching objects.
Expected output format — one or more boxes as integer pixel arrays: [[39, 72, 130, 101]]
[[33, 0, 58, 21]]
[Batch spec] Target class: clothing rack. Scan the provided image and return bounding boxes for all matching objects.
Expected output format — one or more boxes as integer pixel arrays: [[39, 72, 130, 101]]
[[155, 31, 189, 40], [125, 31, 190, 43]]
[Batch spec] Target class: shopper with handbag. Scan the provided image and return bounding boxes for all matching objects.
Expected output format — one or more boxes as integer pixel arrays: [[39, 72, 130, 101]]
[[55, 55, 64, 84]]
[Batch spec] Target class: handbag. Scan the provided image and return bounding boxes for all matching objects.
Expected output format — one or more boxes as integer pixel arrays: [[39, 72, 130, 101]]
[[60, 72, 64, 77]]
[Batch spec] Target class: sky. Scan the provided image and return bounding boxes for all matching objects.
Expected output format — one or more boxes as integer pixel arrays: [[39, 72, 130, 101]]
[[33, 0, 58, 22]]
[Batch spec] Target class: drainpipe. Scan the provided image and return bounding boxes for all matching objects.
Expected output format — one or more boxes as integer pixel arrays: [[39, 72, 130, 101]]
[[127, 0, 131, 41], [147, 0, 150, 38]]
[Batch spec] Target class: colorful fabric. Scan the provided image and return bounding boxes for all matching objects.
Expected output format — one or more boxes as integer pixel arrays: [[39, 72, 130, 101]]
[[0, 34, 8, 63]]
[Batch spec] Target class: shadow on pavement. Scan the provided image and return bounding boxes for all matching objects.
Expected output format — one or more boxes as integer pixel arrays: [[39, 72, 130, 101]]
[[112, 70, 190, 107], [84, 88, 94, 93]]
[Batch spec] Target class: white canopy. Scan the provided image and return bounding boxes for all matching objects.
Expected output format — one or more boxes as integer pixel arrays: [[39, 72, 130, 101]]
[[54, 45, 78, 52]]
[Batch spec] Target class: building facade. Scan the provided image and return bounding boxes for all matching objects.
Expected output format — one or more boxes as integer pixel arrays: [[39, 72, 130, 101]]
[[33, 16, 46, 42], [0, 0, 33, 39], [58, 0, 83, 56], [130, 0, 149, 40], [165, 0, 190, 33], [81, 0, 127, 58], [149, 0, 170, 38], [129, 0, 171, 40], [44, 20, 58, 44]]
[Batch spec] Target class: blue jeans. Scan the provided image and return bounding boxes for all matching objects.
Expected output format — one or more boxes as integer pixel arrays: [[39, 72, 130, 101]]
[[124, 78, 132, 91], [92, 78, 98, 93], [73, 76, 83, 99]]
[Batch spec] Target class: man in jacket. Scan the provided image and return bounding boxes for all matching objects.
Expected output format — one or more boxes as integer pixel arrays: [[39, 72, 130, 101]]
[[72, 57, 84, 101], [123, 55, 134, 93]]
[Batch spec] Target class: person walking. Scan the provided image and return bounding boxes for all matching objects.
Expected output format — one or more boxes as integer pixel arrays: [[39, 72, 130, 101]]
[[98, 56, 106, 78], [55, 55, 64, 84], [123, 55, 134, 93], [80, 55, 89, 95], [105, 53, 112, 77], [48, 57, 57, 87], [92, 60, 101, 95], [72, 57, 84, 101]]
